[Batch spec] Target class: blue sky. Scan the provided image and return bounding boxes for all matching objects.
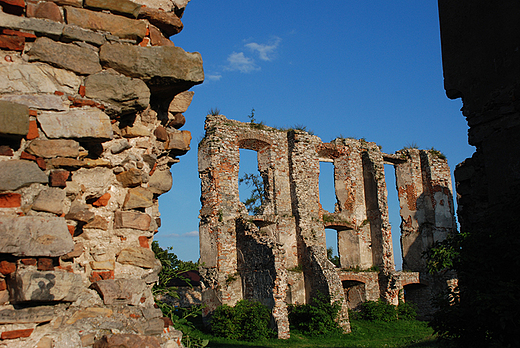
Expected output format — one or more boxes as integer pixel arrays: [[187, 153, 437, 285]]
[[155, 1, 473, 269]]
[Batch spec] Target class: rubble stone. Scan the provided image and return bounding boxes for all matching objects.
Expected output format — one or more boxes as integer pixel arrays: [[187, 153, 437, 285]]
[[123, 187, 153, 209], [0, 160, 48, 191], [0, 216, 73, 257], [37, 108, 113, 140], [28, 140, 79, 158], [117, 247, 156, 268], [28, 37, 102, 75], [114, 211, 151, 231], [0, 100, 29, 137], [32, 187, 66, 215]]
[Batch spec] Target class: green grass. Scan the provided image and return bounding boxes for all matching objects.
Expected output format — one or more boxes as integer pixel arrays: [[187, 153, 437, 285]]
[[193, 319, 441, 348]]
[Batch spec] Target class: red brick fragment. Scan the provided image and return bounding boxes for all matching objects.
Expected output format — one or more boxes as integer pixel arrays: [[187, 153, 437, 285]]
[[0, 192, 21, 208], [0, 146, 13, 156], [37, 258, 54, 271], [67, 225, 75, 236], [36, 157, 46, 170], [129, 313, 141, 318], [1, 29, 37, 39], [20, 258, 37, 266], [0, 261, 16, 276], [50, 170, 70, 187], [28, 109, 37, 117], [0, 35, 24, 51], [1, 328, 34, 340], [138, 236, 149, 248], [54, 91, 64, 96], [161, 316, 174, 328], [140, 297, 146, 303], [0, 280, 6, 291], [20, 151, 36, 161], [79, 85, 85, 97], [26, 120, 39, 139], [92, 192, 110, 207], [90, 270, 114, 282], [139, 37, 150, 47]]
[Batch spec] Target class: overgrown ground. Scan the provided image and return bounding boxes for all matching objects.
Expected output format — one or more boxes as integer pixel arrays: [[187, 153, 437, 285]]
[[191, 318, 440, 348]]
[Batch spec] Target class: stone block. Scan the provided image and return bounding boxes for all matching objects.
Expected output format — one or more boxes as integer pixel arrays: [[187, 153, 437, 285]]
[[28, 139, 80, 158], [90, 260, 115, 270], [0, 216, 74, 257], [138, 6, 183, 37], [84, 0, 141, 18], [0, 306, 55, 324], [84, 215, 109, 230], [8, 268, 82, 302], [148, 25, 174, 47], [0, 62, 82, 95], [32, 187, 66, 215], [121, 124, 150, 138], [65, 6, 147, 40], [148, 169, 172, 194], [62, 25, 106, 46], [116, 168, 143, 187], [37, 108, 113, 141], [30, 1, 64, 22], [168, 112, 186, 129], [0, 11, 64, 38], [99, 43, 204, 87], [90, 278, 147, 305], [62, 242, 84, 260], [0, 145, 14, 156], [65, 307, 112, 325], [154, 126, 168, 141], [110, 139, 132, 154], [0, 160, 48, 191], [0, 100, 29, 137], [84, 70, 150, 116], [168, 91, 194, 113], [27, 37, 102, 75], [117, 247, 156, 268], [123, 187, 153, 209], [114, 211, 151, 231], [93, 334, 160, 348], [0, 94, 68, 111], [165, 130, 191, 155], [0, 192, 21, 208]]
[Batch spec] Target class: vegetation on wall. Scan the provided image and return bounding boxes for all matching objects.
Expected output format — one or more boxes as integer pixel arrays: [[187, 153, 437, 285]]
[[288, 292, 343, 337], [239, 172, 266, 215]]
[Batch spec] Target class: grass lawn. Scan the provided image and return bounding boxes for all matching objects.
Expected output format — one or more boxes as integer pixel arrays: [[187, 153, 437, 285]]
[[194, 319, 441, 348]]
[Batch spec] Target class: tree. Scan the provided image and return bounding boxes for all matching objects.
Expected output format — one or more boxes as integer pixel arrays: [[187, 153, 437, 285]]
[[239, 172, 266, 215]]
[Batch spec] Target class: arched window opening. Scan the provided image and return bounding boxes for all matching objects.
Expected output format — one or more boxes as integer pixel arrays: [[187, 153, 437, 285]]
[[319, 161, 336, 214], [238, 148, 265, 216]]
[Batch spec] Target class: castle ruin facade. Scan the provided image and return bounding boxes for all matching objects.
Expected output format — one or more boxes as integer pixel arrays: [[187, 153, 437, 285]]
[[198, 114, 458, 338]]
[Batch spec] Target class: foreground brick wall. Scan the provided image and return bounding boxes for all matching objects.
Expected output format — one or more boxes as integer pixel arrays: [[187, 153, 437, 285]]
[[0, 0, 203, 346], [198, 114, 458, 333]]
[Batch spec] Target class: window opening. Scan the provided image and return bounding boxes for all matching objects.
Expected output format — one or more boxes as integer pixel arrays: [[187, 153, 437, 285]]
[[319, 161, 336, 213], [239, 148, 264, 215], [326, 228, 340, 267], [384, 164, 402, 270]]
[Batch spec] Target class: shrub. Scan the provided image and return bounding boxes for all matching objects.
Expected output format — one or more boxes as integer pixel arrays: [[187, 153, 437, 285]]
[[288, 292, 342, 337], [358, 300, 417, 322], [211, 299, 275, 341], [360, 300, 398, 322], [397, 301, 417, 320]]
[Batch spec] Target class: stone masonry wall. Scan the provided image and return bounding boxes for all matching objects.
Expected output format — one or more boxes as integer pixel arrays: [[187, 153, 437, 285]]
[[0, 0, 203, 346], [198, 114, 458, 335], [199, 115, 455, 332]]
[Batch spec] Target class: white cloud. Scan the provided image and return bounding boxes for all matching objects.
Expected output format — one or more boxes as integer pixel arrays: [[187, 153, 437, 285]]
[[225, 52, 259, 73], [207, 73, 222, 81], [183, 231, 199, 237], [245, 37, 281, 61]]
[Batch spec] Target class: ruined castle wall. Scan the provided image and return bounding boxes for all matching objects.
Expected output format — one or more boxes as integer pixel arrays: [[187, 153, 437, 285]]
[[0, 0, 202, 346]]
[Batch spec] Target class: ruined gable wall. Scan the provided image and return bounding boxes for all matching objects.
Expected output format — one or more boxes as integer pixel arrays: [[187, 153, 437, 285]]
[[0, 0, 202, 346]]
